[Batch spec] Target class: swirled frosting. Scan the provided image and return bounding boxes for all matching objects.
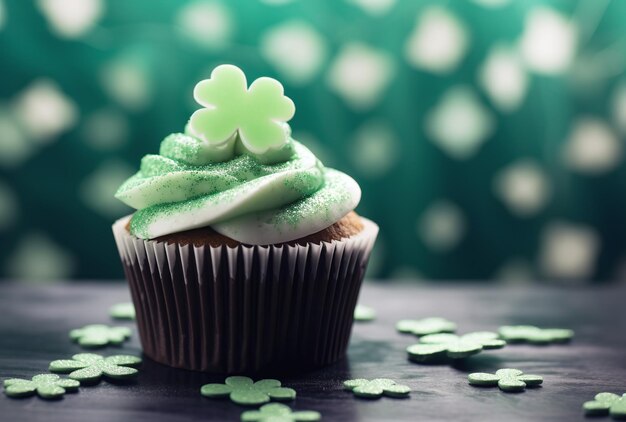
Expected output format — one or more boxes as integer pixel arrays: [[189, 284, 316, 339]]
[[115, 131, 361, 244]]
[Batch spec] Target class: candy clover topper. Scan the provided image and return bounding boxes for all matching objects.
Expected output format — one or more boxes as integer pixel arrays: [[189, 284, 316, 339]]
[[189, 64, 295, 160]]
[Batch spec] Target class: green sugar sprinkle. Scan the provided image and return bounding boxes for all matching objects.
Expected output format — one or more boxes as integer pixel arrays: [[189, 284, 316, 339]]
[[343, 378, 411, 399], [4, 374, 80, 399], [468, 368, 543, 393], [49, 353, 142, 383], [407, 332, 506, 363], [70, 324, 131, 349], [354, 305, 376, 322], [201, 376, 296, 406]]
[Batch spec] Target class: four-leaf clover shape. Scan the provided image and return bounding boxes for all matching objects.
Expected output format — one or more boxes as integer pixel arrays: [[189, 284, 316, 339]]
[[396, 317, 457, 336], [70, 324, 132, 348], [4, 374, 80, 399], [190, 64, 295, 156], [468, 368, 543, 392], [407, 331, 506, 362], [241, 403, 321, 421], [201, 376, 296, 406], [49, 353, 142, 383], [343, 378, 411, 399], [583, 392, 626, 418]]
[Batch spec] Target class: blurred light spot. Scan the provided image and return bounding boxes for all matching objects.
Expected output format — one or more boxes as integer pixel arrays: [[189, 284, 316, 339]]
[[80, 160, 135, 218], [36, 0, 103, 38], [5, 233, 75, 281], [417, 200, 465, 252], [471, 0, 511, 7], [540, 222, 599, 281], [261, 21, 326, 85], [389, 266, 423, 281], [0, 108, 33, 168], [519, 7, 577, 75], [292, 131, 333, 166], [426, 86, 495, 160], [404, 7, 468, 74], [564, 118, 621, 174], [12, 79, 78, 142], [327, 43, 393, 109], [81, 108, 129, 150], [494, 258, 534, 285], [100, 59, 152, 111], [177, 1, 232, 50], [0, 180, 17, 230], [260, 0, 295, 4], [347, 0, 396, 16], [0, 0, 6, 30], [612, 82, 626, 135], [494, 160, 550, 217], [350, 120, 398, 178], [479, 44, 528, 112]]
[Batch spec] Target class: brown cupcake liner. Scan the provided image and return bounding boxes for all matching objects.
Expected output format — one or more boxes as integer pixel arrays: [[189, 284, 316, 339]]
[[112, 216, 378, 374]]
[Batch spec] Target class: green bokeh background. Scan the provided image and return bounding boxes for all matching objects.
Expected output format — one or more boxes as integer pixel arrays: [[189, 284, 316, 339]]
[[0, 0, 625, 283]]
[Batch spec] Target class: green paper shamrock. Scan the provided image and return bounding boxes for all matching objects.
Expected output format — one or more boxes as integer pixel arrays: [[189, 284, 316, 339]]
[[468, 368, 543, 393], [109, 302, 136, 320], [498, 325, 574, 344], [583, 392, 626, 418], [70, 324, 132, 348], [4, 374, 80, 399], [201, 376, 296, 406], [49, 353, 142, 383], [407, 331, 506, 362], [343, 378, 411, 399], [190, 64, 295, 156], [396, 317, 456, 336], [354, 305, 376, 322], [241, 403, 321, 421]]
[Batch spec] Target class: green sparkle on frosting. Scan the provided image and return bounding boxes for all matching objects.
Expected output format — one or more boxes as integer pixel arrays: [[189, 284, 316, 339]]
[[189, 64, 295, 159]]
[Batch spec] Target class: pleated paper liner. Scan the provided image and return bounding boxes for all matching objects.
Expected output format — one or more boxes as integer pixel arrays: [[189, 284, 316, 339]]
[[112, 215, 378, 374]]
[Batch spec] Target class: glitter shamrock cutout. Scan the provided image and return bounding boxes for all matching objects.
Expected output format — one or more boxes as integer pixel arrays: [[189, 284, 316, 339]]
[[241, 403, 321, 421], [407, 331, 506, 363], [190, 64, 295, 156], [109, 302, 136, 320], [201, 376, 296, 406], [468, 368, 543, 393], [343, 378, 411, 399], [396, 317, 457, 336], [354, 305, 376, 322], [49, 353, 142, 383], [583, 392, 626, 418], [70, 324, 132, 348], [498, 325, 574, 344], [3, 374, 80, 399]]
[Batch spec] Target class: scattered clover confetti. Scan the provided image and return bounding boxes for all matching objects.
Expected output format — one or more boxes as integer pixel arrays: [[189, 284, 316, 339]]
[[354, 305, 376, 322], [190, 64, 295, 155], [3, 374, 80, 399], [241, 403, 321, 422], [109, 302, 136, 320], [407, 331, 506, 363], [343, 378, 411, 399], [468, 368, 543, 393], [583, 392, 626, 418], [498, 325, 574, 344], [70, 324, 132, 348], [396, 317, 456, 336], [201, 376, 296, 406], [49, 353, 142, 383]]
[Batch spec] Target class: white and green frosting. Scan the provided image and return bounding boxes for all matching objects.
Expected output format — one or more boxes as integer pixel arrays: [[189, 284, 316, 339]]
[[115, 65, 360, 244]]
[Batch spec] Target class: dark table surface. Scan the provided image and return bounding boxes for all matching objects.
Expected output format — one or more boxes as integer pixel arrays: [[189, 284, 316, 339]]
[[1, 281, 625, 422]]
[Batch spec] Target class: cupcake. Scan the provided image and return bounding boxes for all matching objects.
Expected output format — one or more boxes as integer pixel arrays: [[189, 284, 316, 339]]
[[112, 64, 378, 374]]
